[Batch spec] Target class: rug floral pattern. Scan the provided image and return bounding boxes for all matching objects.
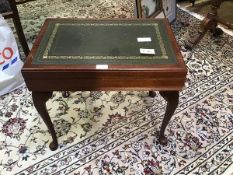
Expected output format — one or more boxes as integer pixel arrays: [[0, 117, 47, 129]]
[[0, 1, 233, 175]]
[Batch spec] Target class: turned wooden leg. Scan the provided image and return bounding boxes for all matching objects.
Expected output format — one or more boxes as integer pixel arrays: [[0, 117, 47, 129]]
[[159, 91, 179, 145], [185, 0, 224, 50], [185, 18, 211, 50], [32, 91, 58, 151]]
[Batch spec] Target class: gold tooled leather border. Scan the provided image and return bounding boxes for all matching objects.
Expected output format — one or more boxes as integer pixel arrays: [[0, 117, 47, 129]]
[[43, 23, 168, 60]]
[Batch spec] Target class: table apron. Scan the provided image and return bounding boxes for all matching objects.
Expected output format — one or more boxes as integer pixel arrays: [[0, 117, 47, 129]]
[[24, 77, 185, 91]]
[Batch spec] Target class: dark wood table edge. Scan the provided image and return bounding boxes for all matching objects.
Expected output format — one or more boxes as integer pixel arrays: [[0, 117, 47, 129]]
[[23, 18, 186, 71]]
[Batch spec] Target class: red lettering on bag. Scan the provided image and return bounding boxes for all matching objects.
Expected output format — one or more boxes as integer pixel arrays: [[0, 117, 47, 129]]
[[2, 47, 13, 60], [0, 47, 14, 65]]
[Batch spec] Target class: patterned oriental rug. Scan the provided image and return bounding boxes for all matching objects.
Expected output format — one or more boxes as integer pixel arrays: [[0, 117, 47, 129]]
[[0, 0, 233, 174]]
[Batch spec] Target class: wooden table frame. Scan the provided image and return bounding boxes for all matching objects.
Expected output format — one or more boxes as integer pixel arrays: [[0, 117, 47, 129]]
[[22, 18, 187, 151]]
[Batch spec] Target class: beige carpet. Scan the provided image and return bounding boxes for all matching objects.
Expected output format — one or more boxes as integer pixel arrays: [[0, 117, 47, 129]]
[[0, 1, 232, 174]]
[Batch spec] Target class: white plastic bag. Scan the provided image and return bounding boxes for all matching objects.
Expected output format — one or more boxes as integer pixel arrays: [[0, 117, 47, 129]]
[[0, 14, 25, 96]]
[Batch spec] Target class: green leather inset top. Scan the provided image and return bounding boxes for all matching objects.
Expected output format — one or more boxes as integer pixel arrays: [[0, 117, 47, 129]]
[[33, 19, 177, 65]]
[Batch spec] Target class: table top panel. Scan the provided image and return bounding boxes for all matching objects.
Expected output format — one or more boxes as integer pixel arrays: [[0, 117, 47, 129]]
[[32, 19, 178, 65]]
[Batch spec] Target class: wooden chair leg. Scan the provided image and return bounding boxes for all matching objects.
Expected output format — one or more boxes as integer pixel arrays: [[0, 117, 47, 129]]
[[12, 17, 29, 57], [184, 0, 225, 50], [8, 0, 29, 57]]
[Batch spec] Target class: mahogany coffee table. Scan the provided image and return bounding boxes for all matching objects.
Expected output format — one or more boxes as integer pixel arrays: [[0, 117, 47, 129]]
[[22, 18, 187, 151]]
